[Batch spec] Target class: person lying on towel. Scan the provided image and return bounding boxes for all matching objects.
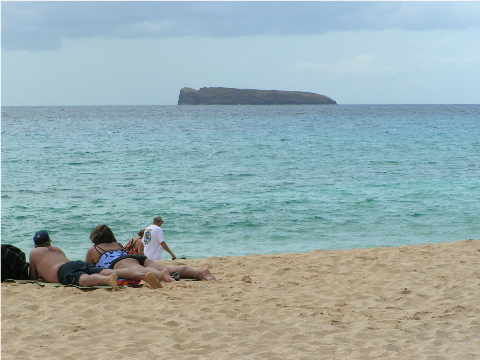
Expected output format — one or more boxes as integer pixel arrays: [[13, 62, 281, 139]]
[[29, 231, 163, 290]]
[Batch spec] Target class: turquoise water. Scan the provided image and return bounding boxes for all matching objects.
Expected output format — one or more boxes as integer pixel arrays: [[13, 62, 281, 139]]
[[1, 105, 479, 261]]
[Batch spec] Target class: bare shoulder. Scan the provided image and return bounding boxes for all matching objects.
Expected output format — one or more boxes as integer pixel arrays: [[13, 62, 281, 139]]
[[85, 244, 102, 263], [30, 246, 63, 258], [85, 245, 95, 258], [30, 246, 49, 257], [49, 246, 64, 253], [29, 247, 52, 267]]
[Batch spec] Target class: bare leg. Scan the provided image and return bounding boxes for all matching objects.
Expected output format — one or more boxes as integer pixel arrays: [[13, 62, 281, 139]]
[[78, 273, 120, 291], [144, 260, 216, 281], [110, 267, 164, 288], [144, 267, 176, 283], [196, 268, 216, 281], [113, 262, 175, 283], [170, 266, 216, 281]]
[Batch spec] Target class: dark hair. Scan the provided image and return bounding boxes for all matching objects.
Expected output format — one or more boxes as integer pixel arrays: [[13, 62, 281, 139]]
[[90, 225, 117, 245], [35, 240, 51, 248], [137, 229, 145, 237]]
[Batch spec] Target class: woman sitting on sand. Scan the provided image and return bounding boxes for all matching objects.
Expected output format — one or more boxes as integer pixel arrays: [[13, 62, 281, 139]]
[[86, 225, 215, 282], [124, 229, 145, 255]]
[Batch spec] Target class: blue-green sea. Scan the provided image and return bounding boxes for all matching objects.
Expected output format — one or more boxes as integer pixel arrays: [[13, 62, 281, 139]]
[[1, 105, 479, 261]]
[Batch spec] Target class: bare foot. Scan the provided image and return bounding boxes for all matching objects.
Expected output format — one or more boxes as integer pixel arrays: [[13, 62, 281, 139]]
[[154, 269, 176, 283], [145, 272, 163, 289], [107, 273, 121, 291], [200, 268, 216, 281]]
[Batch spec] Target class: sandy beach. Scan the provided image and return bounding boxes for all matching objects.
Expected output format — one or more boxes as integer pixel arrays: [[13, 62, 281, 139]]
[[2, 239, 479, 359]]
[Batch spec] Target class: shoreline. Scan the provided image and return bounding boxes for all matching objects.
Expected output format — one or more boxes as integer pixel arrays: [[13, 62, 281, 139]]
[[2, 239, 480, 359]]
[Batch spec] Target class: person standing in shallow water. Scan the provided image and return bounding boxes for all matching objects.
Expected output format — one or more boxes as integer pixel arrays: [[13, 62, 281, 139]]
[[142, 216, 176, 261], [87, 224, 216, 281]]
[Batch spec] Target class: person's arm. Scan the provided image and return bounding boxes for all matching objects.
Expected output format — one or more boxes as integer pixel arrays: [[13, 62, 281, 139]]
[[161, 242, 176, 260], [137, 240, 144, 255], [28, 251, 39, 280], [85, 247, 96, 265], [156, 227, 175, 259]]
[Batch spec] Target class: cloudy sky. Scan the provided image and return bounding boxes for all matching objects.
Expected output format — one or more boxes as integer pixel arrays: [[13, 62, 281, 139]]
[[2, 1, 479, 106]]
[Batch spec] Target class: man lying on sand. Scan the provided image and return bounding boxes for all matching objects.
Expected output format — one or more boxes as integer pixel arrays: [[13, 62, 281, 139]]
[[29, 231, 164, 290]]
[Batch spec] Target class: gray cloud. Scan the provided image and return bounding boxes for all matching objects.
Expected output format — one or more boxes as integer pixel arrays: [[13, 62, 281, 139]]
[[2, 1, 479, 51]]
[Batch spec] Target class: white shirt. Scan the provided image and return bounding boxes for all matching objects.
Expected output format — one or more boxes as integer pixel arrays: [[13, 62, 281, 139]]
[[142, 224, 165, 261]]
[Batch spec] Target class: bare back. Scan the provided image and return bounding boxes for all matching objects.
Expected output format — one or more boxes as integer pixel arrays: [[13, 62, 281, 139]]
[[86, 242, 123, 265], [29, 246, 70, 283]]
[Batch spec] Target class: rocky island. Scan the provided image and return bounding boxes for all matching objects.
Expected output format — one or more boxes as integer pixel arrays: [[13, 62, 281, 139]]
[[178, 87, 337, 105]]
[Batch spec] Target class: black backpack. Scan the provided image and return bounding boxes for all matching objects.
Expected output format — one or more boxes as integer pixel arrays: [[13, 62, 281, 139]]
[[1, 244, 30, 282]]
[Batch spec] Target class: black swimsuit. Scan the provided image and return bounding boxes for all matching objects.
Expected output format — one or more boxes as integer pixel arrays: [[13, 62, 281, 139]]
[[94, 244, 147, 269]]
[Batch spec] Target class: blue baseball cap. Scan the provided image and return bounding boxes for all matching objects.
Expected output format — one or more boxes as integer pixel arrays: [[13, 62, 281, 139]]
[[33, 231, 50, 245]]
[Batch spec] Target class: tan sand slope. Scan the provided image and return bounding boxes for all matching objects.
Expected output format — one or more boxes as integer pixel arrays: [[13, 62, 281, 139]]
[[2, 239, 479, 359]]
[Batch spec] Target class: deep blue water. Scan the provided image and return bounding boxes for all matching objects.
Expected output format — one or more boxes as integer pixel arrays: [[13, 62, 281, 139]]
[[1, 104, 479, 261]]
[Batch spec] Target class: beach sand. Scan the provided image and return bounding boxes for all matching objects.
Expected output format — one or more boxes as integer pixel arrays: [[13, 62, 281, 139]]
[[2, 239, 479, 359]]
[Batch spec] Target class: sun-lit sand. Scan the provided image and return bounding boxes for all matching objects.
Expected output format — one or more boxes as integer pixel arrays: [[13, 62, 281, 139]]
[[2, 239, 479, 359]]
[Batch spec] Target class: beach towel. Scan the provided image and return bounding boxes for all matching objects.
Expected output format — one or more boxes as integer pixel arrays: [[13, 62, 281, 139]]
[[3, 278, 143, 290]]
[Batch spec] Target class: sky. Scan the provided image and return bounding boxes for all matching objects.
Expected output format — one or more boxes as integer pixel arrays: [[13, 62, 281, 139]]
[[1, 1, 480, 106]]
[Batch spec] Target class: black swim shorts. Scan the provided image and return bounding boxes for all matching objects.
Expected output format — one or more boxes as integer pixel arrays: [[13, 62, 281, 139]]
[[109, 254, 147, 269], [57, 260, 105, 286]]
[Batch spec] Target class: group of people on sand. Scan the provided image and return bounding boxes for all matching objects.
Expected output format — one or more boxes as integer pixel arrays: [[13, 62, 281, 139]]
[[29, 215, 215, 291]]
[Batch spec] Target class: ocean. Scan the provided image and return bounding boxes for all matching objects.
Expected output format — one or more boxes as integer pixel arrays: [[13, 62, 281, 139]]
[[1, 104, 479, 261]]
